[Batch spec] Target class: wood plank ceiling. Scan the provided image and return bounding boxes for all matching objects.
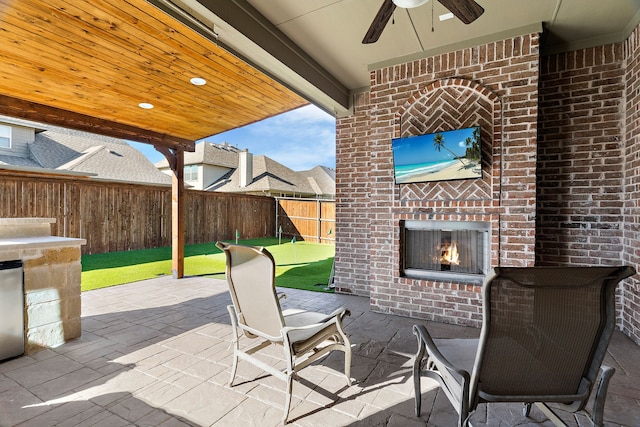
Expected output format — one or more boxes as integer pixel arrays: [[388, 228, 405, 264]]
[[0, 0, 309, 151]]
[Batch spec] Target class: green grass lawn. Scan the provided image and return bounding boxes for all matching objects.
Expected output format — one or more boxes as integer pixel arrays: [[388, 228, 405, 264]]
[[81, 237, 335, 293]]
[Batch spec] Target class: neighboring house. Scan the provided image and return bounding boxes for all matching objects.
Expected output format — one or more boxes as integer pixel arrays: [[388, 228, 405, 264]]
[[0, 116, 171, 185], [156, 141, 241, 190], [208, 156, 335, 198], [156, 141, 335, 198]]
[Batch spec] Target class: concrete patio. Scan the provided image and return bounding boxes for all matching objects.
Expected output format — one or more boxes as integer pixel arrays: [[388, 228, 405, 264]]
[[1, 276, 639, 427]]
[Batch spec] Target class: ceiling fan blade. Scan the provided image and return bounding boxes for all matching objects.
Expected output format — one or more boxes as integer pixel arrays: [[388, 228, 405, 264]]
[[362, 0, 397, 44], [437, 0, 484, 24]]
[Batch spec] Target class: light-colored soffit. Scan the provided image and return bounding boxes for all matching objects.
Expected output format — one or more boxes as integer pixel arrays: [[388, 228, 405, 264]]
[[238, 0, 640, 92]]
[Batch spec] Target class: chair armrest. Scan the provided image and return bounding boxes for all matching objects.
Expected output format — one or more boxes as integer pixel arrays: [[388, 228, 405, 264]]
[[318, 306, 350, 323], [413, 324, 472, 424], [413, 325, 470, 380], [413, 325, 471, 388]]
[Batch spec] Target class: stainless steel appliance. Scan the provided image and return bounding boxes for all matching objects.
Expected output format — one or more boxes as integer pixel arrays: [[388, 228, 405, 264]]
[[0, 260, 24, 361]]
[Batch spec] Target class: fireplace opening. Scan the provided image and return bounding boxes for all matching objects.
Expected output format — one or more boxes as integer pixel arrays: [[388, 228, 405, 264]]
[[400, 220, 490, 283]]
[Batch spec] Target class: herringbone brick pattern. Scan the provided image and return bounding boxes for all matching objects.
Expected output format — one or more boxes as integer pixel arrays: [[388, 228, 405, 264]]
[[398, 81, 494, 202]]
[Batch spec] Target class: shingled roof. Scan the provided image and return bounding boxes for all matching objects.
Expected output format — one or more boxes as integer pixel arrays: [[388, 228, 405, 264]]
[[299, 165, 336, 197], [155, 141, 241, 169], [206, 155, 334, 198], [0, 117, 171, 185]]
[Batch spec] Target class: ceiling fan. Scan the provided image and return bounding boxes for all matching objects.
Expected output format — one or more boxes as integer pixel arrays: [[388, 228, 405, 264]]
[[363, 0, 485, 44]]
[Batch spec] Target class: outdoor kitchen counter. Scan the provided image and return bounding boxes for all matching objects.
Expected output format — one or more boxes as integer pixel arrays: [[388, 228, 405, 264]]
[[0, 218, 86, 354], [0, 235, 86, 253]]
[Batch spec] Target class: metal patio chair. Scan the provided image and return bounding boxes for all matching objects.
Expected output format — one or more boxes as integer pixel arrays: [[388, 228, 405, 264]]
[[413, 265, 635, 427], [216, 241, 352, 423]]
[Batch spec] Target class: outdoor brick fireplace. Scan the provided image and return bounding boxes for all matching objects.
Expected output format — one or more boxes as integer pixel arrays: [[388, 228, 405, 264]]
[[336, 20, 640, 345], [400, 220, 491, 284], [335, 31, 540, 327]]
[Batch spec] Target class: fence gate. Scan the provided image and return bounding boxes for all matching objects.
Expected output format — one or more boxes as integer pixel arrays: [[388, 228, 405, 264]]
[[275, 197, 335, 244]]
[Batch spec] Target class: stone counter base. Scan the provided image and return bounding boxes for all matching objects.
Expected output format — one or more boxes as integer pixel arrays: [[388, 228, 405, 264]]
[[23, 246, 82, 353], [0, 217, 85, 355]]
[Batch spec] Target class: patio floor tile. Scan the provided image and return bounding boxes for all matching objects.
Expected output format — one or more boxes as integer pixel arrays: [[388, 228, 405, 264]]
[[1, 275, 638, 426]]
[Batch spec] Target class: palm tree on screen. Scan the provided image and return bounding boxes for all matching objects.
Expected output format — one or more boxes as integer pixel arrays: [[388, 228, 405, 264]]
[[464, 127, 481, 160], [433, 133, 466, 167]]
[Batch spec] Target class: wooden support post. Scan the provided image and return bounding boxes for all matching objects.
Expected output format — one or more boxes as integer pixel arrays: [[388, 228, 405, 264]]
[[156, 146, 185, 279]]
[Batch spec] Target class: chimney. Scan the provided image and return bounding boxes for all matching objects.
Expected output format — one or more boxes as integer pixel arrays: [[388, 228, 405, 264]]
[[239, 150, 253, 188]]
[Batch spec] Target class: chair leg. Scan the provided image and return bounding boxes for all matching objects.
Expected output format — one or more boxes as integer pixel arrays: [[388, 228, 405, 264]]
[[414, 367, 422, 417], [413, 330, 426, 417], [592, 365, 615, 427], [334, 313, 352, 386], [283, 373, 294, 424], [343, 334, 352, 386], [228, 352, 239, 387], [227, 305, 240, 386]]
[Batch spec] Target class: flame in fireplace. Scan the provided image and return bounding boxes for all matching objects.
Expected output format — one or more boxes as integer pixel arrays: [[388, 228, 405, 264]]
[[441, 242, 460, 265]]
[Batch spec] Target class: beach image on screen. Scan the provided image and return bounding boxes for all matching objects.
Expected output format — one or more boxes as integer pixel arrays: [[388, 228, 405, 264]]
[[392, 127, 481, 184]]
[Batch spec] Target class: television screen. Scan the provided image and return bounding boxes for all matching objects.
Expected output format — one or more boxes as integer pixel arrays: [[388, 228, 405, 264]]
[[392, 126, 481, 184]]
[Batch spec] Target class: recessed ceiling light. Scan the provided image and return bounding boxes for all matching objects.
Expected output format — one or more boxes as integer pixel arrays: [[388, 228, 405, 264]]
[[439, 12, 454, 21], [190, 77, 207, 86], [138, 102, 154, 109]]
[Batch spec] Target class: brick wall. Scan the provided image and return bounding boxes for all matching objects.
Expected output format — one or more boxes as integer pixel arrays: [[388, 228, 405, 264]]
[[335, 91, 372, 296], [335, 34, 540, 326], [537, 38, 640, 344], [623, 26, 640, 344], [336, 22, 640, 344], [537, 44, 625, 266]]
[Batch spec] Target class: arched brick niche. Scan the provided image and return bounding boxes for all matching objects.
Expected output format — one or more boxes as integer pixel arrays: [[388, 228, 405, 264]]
[[389, 78, 503, 327], [395, 78, 501, 203]]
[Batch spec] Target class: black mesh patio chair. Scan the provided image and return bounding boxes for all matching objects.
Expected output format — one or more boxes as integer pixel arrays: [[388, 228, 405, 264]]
[[413, 265, 635, 427]]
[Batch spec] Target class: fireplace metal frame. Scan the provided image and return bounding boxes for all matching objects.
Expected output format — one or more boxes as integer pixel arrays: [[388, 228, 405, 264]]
[[400, 220, 491, 284]]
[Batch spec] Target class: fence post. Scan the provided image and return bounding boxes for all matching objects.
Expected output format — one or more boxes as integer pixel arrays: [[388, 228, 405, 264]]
[[275, 197, 280, 238], [317, 199, 321, 243]]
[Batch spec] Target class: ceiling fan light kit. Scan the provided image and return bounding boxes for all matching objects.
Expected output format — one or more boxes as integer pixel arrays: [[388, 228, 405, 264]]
[[392, 0, 429, 8], [439, 12, 454, 21]]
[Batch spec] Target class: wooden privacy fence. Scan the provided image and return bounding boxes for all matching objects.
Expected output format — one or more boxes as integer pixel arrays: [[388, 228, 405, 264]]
[[276, 197, 335, 244], [0, 169, 275, 254]]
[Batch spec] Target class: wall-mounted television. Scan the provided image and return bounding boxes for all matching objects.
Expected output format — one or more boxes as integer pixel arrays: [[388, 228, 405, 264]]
[[391, 126, 481, 184]]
